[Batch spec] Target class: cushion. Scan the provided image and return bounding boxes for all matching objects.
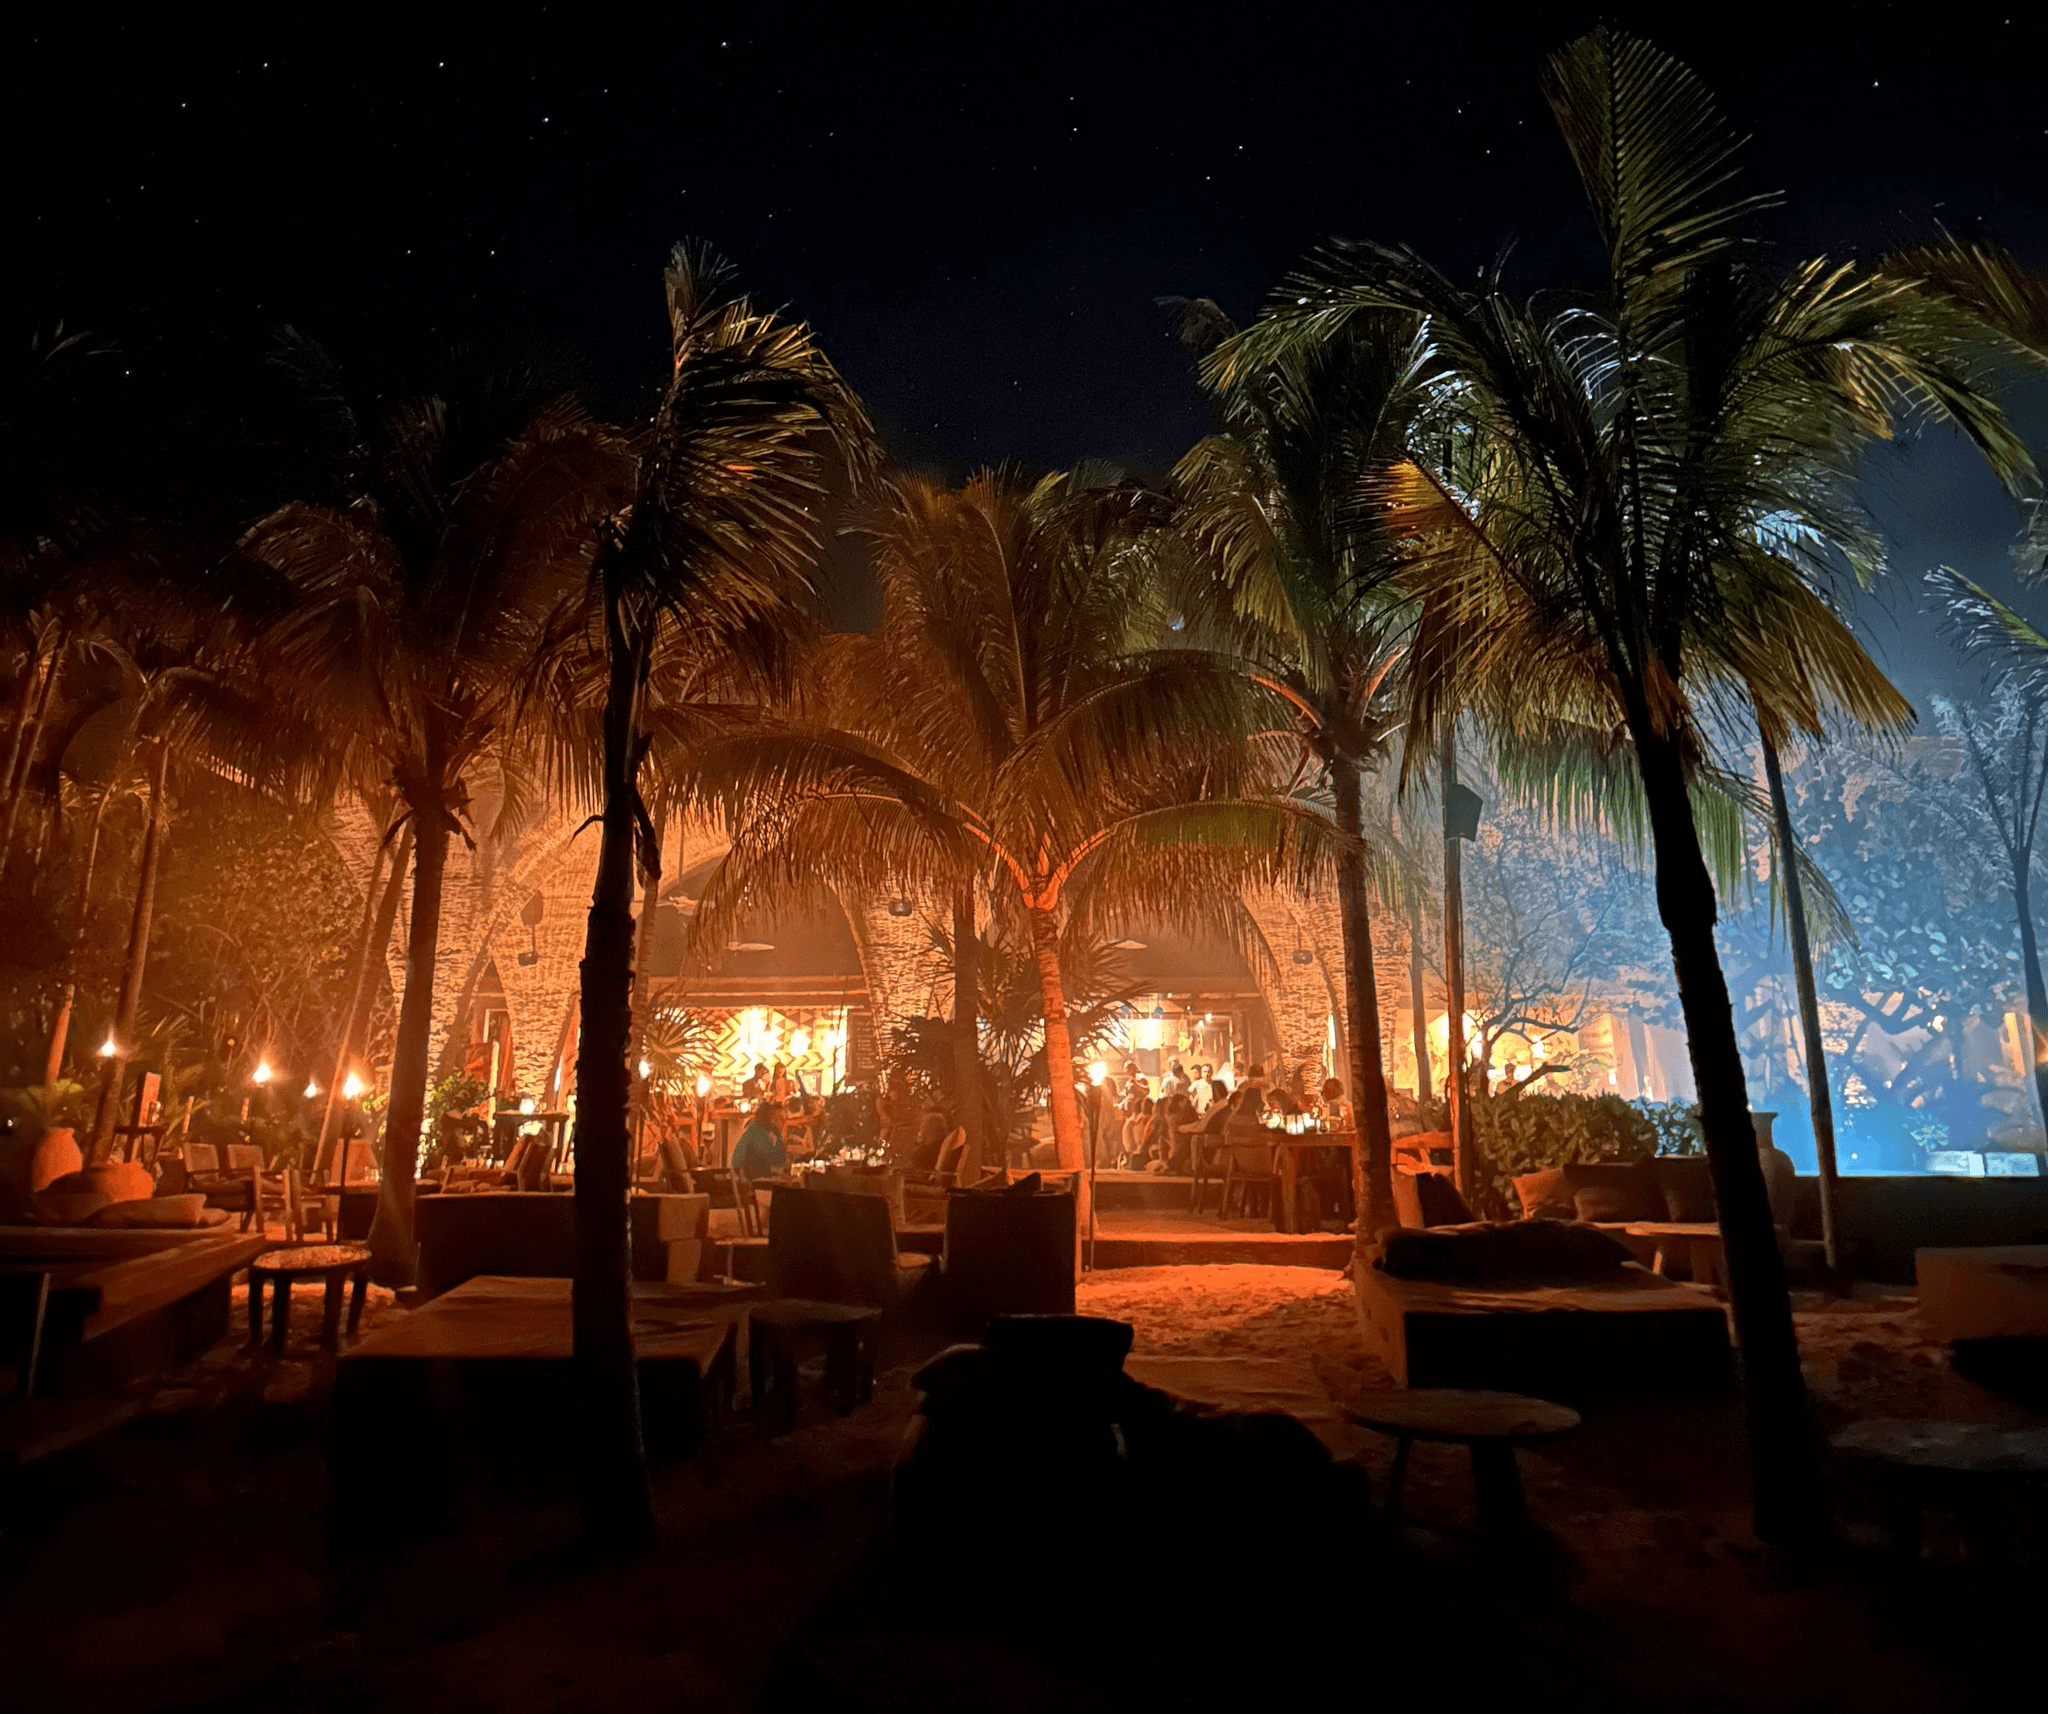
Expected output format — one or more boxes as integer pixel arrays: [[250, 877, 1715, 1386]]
[[1391, 1172, 1425, 1229], [87, 1194, 226, 1229], [1654, 1157, 1717, 1224], [1370, 1219, 1636, 1281], [1513, 1167, 1577, 1222], [32, 1190, 110, 1226], [1414, 1171, 1475, 1227], [1563, 1161, 1663, 1224]]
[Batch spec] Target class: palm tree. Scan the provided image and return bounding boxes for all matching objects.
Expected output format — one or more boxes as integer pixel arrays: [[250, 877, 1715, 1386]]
[[1925, 571, 2048, 1140], [244, 349, 628, 1278], [559, 244, 875, 1550], [1166, 305, 1428, 1233], [1214, 28, 2038, 1539], [690, 468, 1336, 1215]]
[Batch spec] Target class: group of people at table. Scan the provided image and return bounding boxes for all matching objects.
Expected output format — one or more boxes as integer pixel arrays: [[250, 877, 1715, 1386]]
[[703, 1053, 1360, 1229]]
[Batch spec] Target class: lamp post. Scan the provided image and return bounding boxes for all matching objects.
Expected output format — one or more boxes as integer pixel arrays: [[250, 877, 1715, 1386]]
[[1086, 1060, 1108, 1270], [243, 1059, 273, 1125]]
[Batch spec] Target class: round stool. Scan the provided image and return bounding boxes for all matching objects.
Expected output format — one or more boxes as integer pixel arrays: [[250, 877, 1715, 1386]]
[[246, 1244, 374, 1354]]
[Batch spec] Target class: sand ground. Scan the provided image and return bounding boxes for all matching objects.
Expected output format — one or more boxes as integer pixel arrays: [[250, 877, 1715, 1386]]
[[1, 1264, 2039, 1712]]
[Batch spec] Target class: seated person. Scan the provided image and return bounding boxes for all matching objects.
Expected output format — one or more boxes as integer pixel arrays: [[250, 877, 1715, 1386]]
[[729, 1098, 791, 1182], [1157, 1092, 1198, 1173], [1121, 1097, 1157, 1166], [1223, 1085, 1269, 1141], [1319, 1077, 1354, 1133], [904, 1111, 950, 1174]]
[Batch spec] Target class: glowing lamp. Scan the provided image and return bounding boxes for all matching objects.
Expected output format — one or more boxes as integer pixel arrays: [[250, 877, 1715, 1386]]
[[303, 1082, 320, 1100], [519, 1096, 536, 1115], [695, 1073, 713, 1099], [252, 1061, 274, 1086], [342, 1072, 366, 1101], [1088, 1061, 1107, 1086], [99, 1037, 117, 1058], [637, 1059, 652, 1079]]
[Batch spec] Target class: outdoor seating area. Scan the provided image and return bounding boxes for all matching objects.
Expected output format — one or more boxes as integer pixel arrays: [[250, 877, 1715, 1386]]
[[13, 14, 2048, 1711]]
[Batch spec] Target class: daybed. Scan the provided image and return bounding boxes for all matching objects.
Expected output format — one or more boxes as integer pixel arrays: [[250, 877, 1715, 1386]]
[[1352, 1223, 1732, 1399]]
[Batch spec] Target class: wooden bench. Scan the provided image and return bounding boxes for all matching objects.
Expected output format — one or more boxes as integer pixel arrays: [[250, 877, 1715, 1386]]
[[7, 1231, 268, 1395], [330, 1274, 741, 1551], [1345, 1387, 1581, 1538]]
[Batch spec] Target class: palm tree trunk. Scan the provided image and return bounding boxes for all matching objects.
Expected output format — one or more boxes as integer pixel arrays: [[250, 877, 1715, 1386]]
[[2014, 862, 2048, 1146], [1761, 737, 1843, 1277], [1441, 732, 1477, 1200], [1634, 719, 1822, 1543], [952, 880, 982, 1164], [1026, 899, 1089, 1272], [1331, 760, 1396, 1235], [1407, 889, 1432, 1107], [0, 650, 60, 866], [317, 823, 413, 1182], [0, 655, 43, 833], [44, 784, 112, 1085], [86, 742, 170, 1160], [625, 808, 666, 1179], [569, 610, 658, 1553], [368, 805, 450, 1283]]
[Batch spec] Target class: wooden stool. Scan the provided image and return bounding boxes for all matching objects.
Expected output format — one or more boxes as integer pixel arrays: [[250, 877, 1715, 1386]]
[[1346, 1388, 1581, 1537], [247, 1244, 373, 1355], [747, 1299, 882, 1423], [1832, 1418, 2048, 1561]]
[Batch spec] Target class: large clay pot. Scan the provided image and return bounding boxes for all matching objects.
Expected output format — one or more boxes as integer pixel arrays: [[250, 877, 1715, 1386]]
[[1752, 1111, 1795, 1229], [27, 1127, 83, 1193]]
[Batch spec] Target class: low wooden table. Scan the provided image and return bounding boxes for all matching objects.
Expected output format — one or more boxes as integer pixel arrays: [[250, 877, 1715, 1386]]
[[247, 1244, 373, 1354], [1623, 1222, 1725, 1288], [1345, 1387, 1581, 1536], [1832, 1417, 2048, 1558], [748, 1299, 883, 1423], [1272, 1131, 1355, 1234]]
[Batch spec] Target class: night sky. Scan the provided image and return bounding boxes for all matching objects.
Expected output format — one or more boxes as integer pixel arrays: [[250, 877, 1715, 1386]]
[[11, 1, 2048, 704]]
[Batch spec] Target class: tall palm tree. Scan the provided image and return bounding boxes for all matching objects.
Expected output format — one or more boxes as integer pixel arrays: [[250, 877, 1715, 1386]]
[[559, 244, 875, 1550], [1214, 28, 2038, 1539], [1167, 307, 1429, 1233], [689, 468, 1335, 1212], [1926, 571, 2048, 1140], [245, 352, 628, 1278]]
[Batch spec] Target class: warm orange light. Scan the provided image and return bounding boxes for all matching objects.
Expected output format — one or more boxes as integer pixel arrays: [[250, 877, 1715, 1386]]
[[1088, 1061, 1108, 1086], [519, 1096, 537, 1115], [98, 1037, 117, 1058], [637, 1059, 652, 1079], [303, 1082, 320, 1099], [252, 1061, 274, 1086], [342, 1072, 366, 1101], [694, 1073, 712, 1099]]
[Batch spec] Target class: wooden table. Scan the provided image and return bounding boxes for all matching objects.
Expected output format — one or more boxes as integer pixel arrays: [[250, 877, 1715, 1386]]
[[1623, 1222, 1725, 1288], [747, 1298, 883, 1422], [1833, 1417, 2048, 1559], [1345, 1387, 1580, 1536], [246, 1243, 373, 1354], [1272, 1131, 1356, 1234]]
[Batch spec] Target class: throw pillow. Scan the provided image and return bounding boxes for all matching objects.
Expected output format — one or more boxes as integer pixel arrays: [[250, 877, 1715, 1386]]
[[1654, 1157, 1716, 1224], [1371, 1219, 1634, 1281], [1414, 1171, 1475, 1227], [1563, 1161, 1663, 1223], [1512, 1167, 1576, 1222], [87, 1194, 221, 1229]]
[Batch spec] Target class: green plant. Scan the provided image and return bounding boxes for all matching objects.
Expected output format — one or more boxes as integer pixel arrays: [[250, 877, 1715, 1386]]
[[0, 1079, 85, 1140], [1639, 1099, 1706, 1157], [1431, 1089, 1657, 1215]]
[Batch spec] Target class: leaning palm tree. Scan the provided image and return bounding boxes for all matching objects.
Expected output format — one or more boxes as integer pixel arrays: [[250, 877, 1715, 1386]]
[[245, 352, 628, 1278], [1167, 304, 1432, 1233], [1213, 28, 2039, 1539], [557, 244, 875, 1550], [689, 468, 1335, 1220], [1925, 571, 2048, 1141]]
